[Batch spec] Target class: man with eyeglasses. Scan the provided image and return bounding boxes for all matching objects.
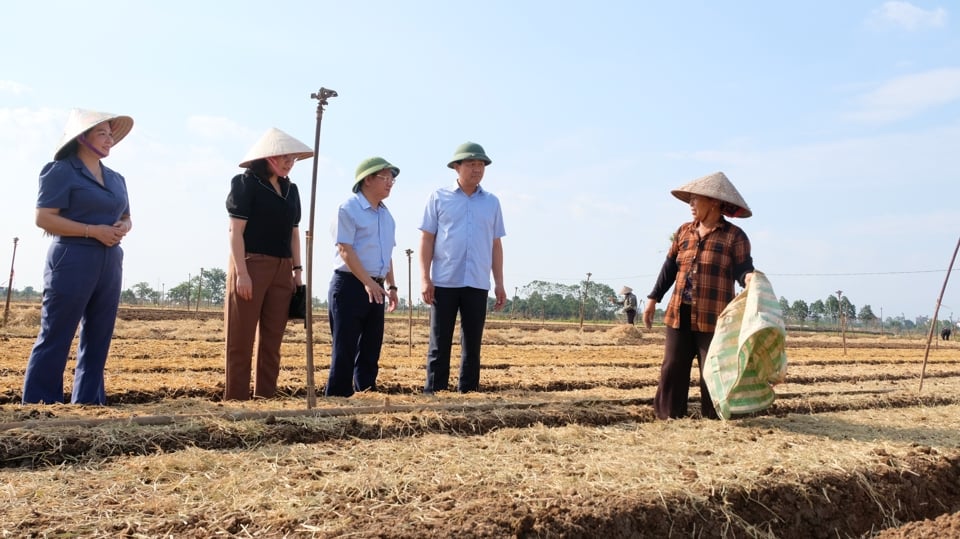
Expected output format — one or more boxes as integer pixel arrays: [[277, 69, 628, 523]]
[[419, 142, 507, 394], [326, 157, 400, 397]]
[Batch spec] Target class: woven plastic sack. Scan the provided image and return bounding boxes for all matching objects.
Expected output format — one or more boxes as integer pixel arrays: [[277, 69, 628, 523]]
[[703, 270, 787, 420]]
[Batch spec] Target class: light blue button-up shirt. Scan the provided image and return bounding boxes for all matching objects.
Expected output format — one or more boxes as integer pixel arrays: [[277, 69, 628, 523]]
[[419, 183, 505, 290], [332, 192, 395, 278]]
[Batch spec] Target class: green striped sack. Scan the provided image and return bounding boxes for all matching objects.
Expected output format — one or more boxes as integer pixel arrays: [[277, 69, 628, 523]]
[[703, 270, 787, 420]]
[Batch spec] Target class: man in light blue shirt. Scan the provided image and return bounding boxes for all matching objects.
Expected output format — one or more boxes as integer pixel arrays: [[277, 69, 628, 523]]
[[419, 142, 506, 393], [327, 157, 400, 397]]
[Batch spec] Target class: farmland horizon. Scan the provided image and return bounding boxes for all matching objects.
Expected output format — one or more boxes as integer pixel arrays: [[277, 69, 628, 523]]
[[2, 1, 958, 330]]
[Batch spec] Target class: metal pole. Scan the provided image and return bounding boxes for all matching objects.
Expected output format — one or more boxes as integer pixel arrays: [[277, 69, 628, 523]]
[[836, 290, 846, 355], [920, 235, 960, 392], [195, 268, 204, 313], [579, 272, 591, 330], [2, 237, 18, 326], [304, 87, 338, 409], [405, 248, 413, 356]]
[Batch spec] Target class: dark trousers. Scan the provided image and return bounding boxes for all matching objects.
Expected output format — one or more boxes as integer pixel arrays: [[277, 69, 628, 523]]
[[424, 286, 488, 393], [23, 242, 123, 404], [654, 304, 718, 419], [326, 271, 385, 397], [626, 309, 637, 325]]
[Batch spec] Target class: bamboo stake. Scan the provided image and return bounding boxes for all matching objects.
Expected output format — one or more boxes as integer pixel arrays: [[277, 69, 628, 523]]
[[919, 235, 960, 393], [2, 237, 18, 327]]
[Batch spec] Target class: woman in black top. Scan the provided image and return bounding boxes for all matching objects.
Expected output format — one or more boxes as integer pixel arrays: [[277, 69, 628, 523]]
[[224, 128, 313, 400]]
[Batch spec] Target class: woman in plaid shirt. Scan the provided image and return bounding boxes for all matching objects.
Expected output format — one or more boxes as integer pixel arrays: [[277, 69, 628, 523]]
[[643, 172, 754, 420]]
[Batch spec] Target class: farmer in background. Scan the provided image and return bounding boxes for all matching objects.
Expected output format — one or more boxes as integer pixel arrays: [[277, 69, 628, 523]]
[[611, 286, 639, 325], [23, 109, 135, 405], [224, 128, 312, 400], [642, 171, 754, 420], [325, 157, 400, 397], [420, 142, 507, 394]]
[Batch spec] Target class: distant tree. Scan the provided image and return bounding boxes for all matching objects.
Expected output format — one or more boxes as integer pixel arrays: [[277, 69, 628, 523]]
[[526, 291, 545, 319], [809, 300, 826, 324], [21, 286, 38, 300], [166, 281, 194, 306], [120, 289, 137, 304], [842, 298, 856, 321], [131, 282, 155, 304], [790, 300, 809, 325], [825, 295, 840, 321], [202, 268, 227, 305], [858, 305, 877, 323], [779, 297, 792, 320]]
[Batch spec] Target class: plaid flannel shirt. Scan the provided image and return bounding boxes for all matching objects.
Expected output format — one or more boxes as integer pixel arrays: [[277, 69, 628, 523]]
[[648, 218, 753, 333]]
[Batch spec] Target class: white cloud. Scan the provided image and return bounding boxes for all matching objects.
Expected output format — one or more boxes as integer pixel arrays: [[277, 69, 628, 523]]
[[867, 1, 948, 31], [845, 67, 960, 123], [0, 80, 30, 95]]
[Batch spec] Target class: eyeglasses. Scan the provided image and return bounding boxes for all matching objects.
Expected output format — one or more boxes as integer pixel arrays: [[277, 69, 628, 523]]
[[374, 172, 397, 184]]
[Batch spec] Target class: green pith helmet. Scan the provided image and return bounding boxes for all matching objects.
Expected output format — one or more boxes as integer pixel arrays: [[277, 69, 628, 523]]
[[447, 141, 492, 169], [353, 156, 399, 193]]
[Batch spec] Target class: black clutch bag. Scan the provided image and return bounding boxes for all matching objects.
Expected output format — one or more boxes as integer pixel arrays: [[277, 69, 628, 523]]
[[289, 285, 307, 319]]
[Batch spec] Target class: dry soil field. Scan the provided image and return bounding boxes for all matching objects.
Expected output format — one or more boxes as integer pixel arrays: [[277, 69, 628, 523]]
[[1, 303, 959, 538]]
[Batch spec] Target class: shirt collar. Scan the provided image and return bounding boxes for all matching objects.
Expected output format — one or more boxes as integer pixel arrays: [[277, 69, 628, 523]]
[[355, 191, 387, 211], [446, 182, 485, 196]]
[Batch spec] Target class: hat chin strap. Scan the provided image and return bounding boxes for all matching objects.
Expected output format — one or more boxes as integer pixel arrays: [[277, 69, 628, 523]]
[[78, 134, 107, 158]]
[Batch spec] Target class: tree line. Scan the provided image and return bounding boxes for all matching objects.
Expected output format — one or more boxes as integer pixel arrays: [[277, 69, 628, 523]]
[[3, 274, 954, 332]]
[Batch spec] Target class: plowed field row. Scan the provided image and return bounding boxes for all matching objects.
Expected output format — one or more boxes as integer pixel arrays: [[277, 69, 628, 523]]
[[1, 307, 959, 537]]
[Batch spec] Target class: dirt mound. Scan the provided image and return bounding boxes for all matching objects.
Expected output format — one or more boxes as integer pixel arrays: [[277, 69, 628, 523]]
[[606, 324, 643, 344], [874, 509, 960, 538]]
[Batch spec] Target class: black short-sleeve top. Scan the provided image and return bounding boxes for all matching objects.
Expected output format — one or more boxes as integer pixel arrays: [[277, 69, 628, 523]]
[[225, 171, 301, 258]]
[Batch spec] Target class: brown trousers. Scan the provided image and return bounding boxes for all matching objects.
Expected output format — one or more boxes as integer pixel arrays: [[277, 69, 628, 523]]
[[224, 254, 294, 400]]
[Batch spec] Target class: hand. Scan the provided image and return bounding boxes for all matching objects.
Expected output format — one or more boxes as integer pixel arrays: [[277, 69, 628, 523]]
[[643, 298, 657, 329], [387, 289, 398, 313], [235, 274, 253, 301], [112, 219, 131, 236], [90, 224, 125, 247], [421, 279, 435, 305], [366, 282, 387, 305], [493, 284, 507, 311]]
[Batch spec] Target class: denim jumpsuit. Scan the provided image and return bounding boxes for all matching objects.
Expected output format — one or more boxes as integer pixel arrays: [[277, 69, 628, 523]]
[[22, 155, 129, 404]]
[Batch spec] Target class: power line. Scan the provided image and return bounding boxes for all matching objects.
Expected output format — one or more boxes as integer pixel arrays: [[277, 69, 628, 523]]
[[771, 269, 950, 277], [522, 268, 952, 285]]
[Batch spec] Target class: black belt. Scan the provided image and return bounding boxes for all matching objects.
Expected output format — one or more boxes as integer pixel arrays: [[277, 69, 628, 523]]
[[336, 270, 384, 285]]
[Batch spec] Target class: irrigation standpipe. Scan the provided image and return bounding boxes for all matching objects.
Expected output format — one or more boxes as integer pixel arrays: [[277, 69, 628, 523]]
[[304, 87, 338, 409]]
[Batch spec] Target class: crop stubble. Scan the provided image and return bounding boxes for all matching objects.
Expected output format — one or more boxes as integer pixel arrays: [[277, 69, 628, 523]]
[[1, 305, 959, 538]]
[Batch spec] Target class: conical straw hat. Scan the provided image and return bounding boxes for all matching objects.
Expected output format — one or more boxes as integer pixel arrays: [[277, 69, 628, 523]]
[[54, 108, 134, 160], [620, 286, 633, 295], [670, 171, 752, 218], [239, 128, 314, 168]]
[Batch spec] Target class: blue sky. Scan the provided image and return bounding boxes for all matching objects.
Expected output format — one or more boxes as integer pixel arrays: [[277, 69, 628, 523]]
[[2, 1, 958, 322]]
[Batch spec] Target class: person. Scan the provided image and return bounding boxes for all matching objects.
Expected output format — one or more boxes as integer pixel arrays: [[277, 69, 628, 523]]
[[420, 142, 507, 394], [642, 171, 755, 420], [611, 286, 639, 325], [326, 157, 400, 397], [22, 108, 135, 404], [224, 128, 313, 400]]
